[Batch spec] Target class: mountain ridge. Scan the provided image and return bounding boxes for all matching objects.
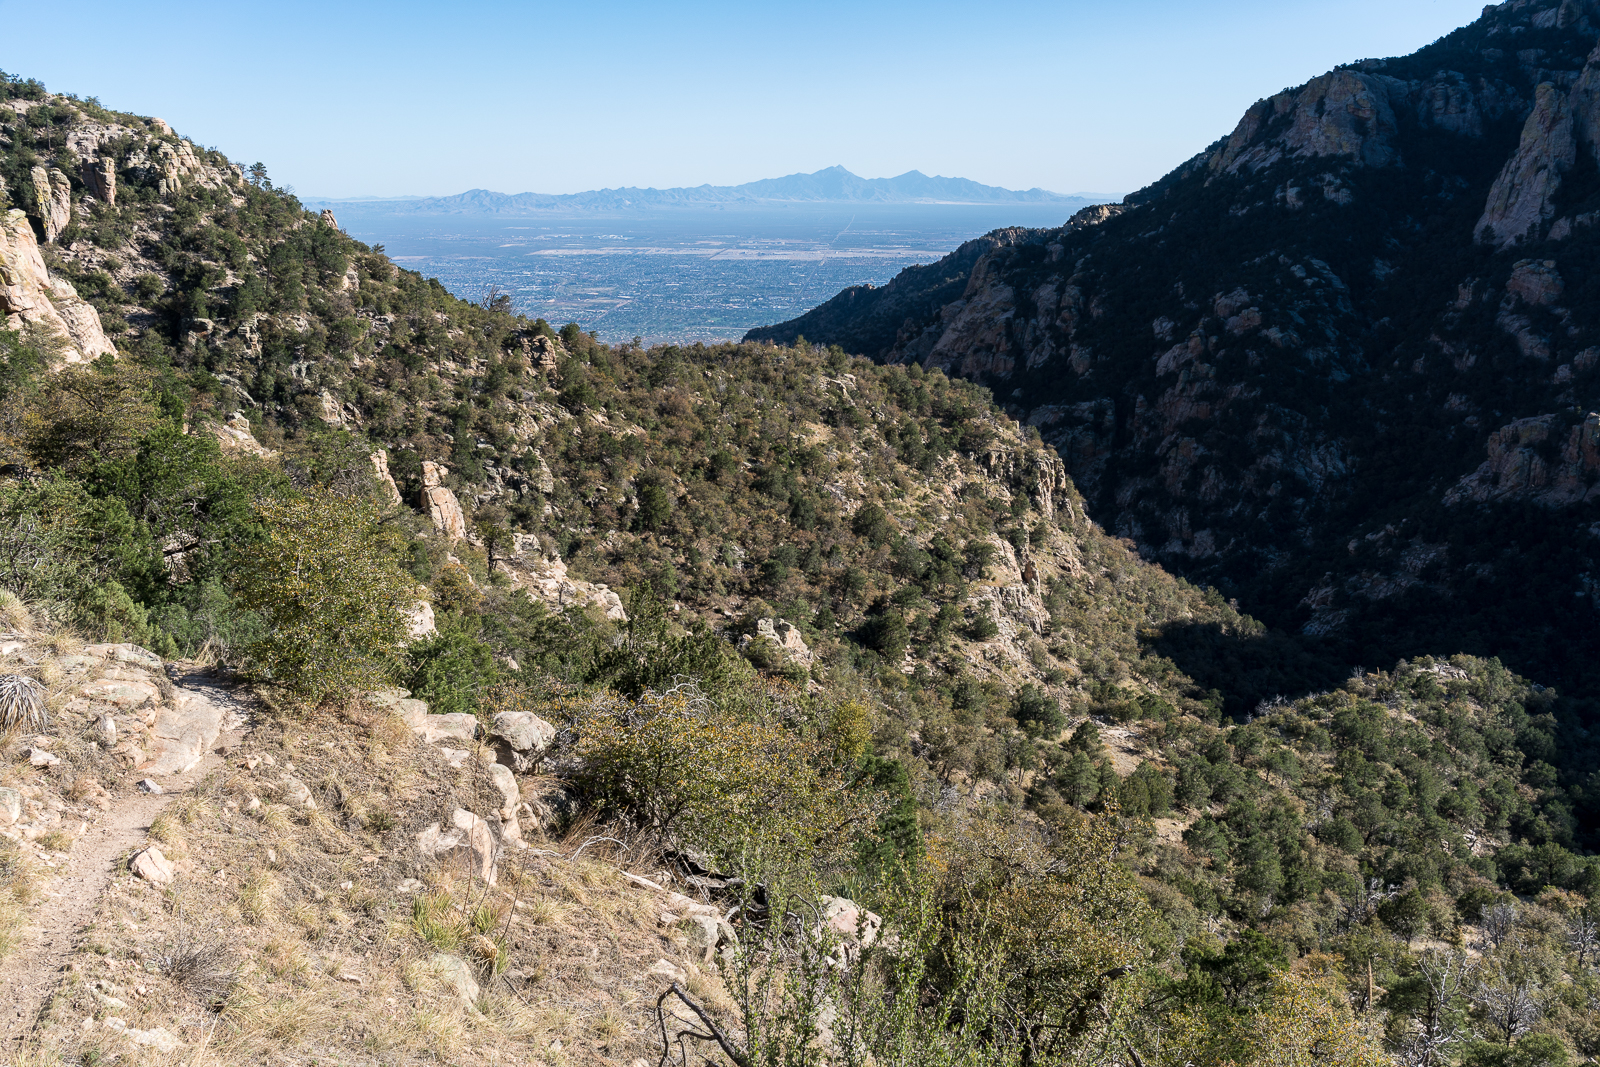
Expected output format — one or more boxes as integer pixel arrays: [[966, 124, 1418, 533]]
[[303, 165, 1108, 214], [746, 0, 1600, 698]]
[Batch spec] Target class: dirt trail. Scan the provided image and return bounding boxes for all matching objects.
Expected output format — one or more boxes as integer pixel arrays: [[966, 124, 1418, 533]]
[[0, 670, 252, 1052]]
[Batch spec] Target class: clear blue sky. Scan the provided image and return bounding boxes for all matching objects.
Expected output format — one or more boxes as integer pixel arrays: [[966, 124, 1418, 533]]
[[5, 0, 1488, 198]]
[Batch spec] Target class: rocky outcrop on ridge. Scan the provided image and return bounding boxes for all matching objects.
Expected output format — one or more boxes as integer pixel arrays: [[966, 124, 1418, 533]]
[[0, 209, 115, 363]]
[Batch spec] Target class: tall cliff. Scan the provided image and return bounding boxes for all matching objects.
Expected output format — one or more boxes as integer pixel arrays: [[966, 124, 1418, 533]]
[[748, 0, 1600, 690]]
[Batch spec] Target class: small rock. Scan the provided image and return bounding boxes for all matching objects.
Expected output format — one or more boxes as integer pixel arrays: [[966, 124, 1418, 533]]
[[131, 847, 175, 886], [338, 973, 363, 985], [0, 787, 20, 827], [277, 774, 315, 810], [429, 953, 480, 1008], [137, 778, 163, 794], [27, 747, 60, 767], [90, 988, 129, 1011], [395, 877, 425, 894], [487, 763, 520, 818], [647, 958, 687, 983], [245, 795, 260, 812], [684, 913, 738, 965]]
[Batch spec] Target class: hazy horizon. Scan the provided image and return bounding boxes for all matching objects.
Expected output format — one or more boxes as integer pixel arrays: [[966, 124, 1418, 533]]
[[300, 165, 1122, 204], [3, 0, 1488, 200]]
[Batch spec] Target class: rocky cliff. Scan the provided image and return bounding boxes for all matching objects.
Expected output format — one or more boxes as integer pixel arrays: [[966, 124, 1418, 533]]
[[0, 209, 114, 363], [748, 0, 1600, 690]]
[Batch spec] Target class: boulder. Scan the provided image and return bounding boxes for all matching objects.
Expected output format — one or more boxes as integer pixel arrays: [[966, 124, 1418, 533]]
[[490, 710, 555, 754], [399, 702, 479, 746], [27, 747, 59, 767], [821, 895, 883, 948], [404, 600, 437, 641], [131, 846, 175, 886], [647, 957, 687, 983]]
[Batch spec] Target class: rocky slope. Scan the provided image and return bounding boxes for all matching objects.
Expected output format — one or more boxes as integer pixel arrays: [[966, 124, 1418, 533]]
[[747, 0, 1600, 692]]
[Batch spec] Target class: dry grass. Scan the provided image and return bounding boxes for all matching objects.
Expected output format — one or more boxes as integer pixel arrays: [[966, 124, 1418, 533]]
[[36, 829, 74, 852], [0, 841, 31, 960], [147, 811, 181, 845], [10, 691, 724, 1067]]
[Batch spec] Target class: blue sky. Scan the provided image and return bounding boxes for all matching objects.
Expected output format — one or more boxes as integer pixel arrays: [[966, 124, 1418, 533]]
[[5, 0, 1488, 198]]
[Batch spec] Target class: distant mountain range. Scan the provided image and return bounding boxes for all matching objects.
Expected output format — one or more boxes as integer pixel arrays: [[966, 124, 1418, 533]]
[[304, 166, 1111, 214]]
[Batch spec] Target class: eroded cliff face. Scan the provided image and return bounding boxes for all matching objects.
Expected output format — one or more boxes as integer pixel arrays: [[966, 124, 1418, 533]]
[[748, 0, 1600, 686], [0, 209, 115, 363]]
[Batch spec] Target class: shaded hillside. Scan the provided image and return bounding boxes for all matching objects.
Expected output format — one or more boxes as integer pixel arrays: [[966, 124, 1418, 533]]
[[747, 0, 1600, 696]]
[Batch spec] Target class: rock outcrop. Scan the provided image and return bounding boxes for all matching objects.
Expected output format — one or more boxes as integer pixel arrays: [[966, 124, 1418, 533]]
[[496, 532, 627, 620], [740, 617, 813, 665], [1476, 82, 1577, 248], [1445, 411, 1600, 505], [209, 413, 275, 457], [81, 155, 116, 205], [370, 449, 403, 505], [420, 461, 468, 541], [29, 166, 72, 243], [0, 209, 117, 363]]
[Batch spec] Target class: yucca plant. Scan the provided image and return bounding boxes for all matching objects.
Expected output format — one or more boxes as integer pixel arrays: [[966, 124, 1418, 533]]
[[0, 674, 47, 732]]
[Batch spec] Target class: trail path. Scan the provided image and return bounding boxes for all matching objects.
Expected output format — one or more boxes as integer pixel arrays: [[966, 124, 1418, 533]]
[[0, 669, 253, 1052]]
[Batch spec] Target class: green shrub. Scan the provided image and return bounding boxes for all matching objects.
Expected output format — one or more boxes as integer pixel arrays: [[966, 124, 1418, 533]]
[[233, 489, 416, 701], [407, 629, 500, 716]]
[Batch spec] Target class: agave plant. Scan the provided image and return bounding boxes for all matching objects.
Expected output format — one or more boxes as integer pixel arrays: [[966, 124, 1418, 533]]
[[0, 674, 47, 732]]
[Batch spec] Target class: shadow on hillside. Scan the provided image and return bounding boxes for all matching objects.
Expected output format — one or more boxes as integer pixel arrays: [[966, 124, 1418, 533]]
[[1145, 622, 1348, 721]]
